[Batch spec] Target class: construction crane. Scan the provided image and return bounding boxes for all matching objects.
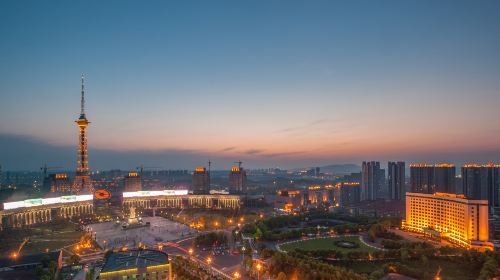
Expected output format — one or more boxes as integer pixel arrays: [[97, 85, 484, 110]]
[[11, 238, 28, 259], [40, 164, 63, 179], [136, 165, 162, 176]]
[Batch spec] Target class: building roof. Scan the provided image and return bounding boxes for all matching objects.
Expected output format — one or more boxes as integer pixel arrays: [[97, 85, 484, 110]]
[[101, 249, 168, 273], [0, 251, 61, 269]]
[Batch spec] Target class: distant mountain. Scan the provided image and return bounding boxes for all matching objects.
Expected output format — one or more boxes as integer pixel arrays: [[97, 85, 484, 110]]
[[320, 164, 361, 175]]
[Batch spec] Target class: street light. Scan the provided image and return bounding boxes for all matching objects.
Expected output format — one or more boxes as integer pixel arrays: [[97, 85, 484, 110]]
[[256, 263, 262, 280], [233, 271, 240, 279]]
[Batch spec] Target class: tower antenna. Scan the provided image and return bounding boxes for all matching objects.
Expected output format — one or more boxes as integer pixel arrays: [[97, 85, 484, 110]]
[[80, 74, 85, 117]]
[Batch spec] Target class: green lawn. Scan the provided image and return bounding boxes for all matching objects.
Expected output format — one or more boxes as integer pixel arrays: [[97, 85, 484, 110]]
[[280, 236, 378, 253]]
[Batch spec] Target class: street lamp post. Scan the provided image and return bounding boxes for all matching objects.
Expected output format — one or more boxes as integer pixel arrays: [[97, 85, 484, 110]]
[[241, 246, 246, 263], [256, 263, 262, 280], [207, 256, 212, 275]]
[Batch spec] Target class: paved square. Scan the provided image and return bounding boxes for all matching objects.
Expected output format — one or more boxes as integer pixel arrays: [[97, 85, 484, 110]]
[[88, 216, 194, 249]]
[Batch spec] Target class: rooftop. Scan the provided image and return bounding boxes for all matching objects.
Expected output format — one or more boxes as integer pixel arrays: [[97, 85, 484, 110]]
[[101, 249, 168, 273], [0, 251, 61, 269]]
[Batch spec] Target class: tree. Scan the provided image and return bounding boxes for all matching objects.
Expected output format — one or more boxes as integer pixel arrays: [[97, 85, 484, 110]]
[[276, 272, 287, 280], [66, 254, 81, 266]]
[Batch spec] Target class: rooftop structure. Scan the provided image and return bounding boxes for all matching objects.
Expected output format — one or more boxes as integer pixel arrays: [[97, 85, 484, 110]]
[[99, 249, 171, 280]]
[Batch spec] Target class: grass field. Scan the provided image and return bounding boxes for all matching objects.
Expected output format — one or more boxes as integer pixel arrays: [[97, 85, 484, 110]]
[[280, 236, 378, 253]]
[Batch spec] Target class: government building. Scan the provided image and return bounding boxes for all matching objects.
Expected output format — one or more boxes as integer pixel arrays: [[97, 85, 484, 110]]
[[402, 192, 492, 250]]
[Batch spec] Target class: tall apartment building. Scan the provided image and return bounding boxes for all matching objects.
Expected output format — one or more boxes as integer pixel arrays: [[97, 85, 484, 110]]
[[333, 182, 361, 207], [388, 162, 405, 200], [361, 161, 385, 201], [124, 172, 142, 192], [229, 166, 247, 194], [410, 164, 456, 194], [192, 167, 210, 194], [403, 192, 492, 250], [462, 164, 500, 209], [46, 173, 72, 194]]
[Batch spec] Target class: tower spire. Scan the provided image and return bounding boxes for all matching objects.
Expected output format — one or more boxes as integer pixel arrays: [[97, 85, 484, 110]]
[[80, 74, 85, 117]]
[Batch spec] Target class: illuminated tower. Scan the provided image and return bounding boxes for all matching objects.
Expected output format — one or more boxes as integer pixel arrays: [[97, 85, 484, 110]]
[[73, 75, 93, 194]]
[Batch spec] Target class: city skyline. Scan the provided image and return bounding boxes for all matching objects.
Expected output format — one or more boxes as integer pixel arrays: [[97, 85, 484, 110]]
[[1, 1, 500, 170]]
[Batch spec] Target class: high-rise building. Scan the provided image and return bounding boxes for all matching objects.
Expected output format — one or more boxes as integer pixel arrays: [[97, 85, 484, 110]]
[[410, 164, 456, 194], [46, 173, 72, 194], [361, 161, 385, 200], [333, 182, 361, 206], [388, 161, 405, 200], [72, 76, 93, 194], [192, 167, 210, 194], [229, 166, 247, 194], [462, 164, 500, 209], [403, 192, 492, 250], [124, 172, 142, 192]]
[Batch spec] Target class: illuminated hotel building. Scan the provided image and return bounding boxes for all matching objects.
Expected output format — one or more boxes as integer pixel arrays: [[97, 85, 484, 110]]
[[192, 167, 210, 194], [72, 76, 93, 194], [99, 249, 171, 280], [410, 164, 456, 194], [403, 192, 492, 250], [462, 164, 500, 209], [361, 161, 385, 201], [388, 161, 405, 200], [124, 172, 142, 192], [229, 166, 247, 194]]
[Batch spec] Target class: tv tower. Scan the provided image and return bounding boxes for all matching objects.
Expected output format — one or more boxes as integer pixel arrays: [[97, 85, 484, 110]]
[[72, 75, 93, 194]]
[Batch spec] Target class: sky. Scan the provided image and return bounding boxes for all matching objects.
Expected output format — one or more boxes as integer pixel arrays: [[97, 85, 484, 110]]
[[1, 1, 500, 170]]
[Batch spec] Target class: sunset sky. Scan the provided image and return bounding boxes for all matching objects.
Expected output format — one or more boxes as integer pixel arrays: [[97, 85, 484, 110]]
[[1, 1, 500, 170]]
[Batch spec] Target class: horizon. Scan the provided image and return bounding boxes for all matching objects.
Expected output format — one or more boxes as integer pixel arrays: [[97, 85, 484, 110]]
[[1, 1, 500, 170]]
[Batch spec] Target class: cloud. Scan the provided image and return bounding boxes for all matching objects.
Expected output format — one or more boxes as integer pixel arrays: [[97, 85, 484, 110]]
[[276, 118, 329, 134], [220, 146, 236, 152], [245, 149, 264, 155]]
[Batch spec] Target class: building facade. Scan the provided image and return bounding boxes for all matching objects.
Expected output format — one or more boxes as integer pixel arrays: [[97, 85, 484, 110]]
[[462, 164, 500, 209], [99, 249, 171, 280], [410, 164, 456, 194], [0, 195, 94, 229], [361, 161, 385, 201], [192, 167, 210, 194], [388, 162, 405, 200], [123, 194, 240, 210], [403, 192, 492, 250], [229, 167, 247, 194]]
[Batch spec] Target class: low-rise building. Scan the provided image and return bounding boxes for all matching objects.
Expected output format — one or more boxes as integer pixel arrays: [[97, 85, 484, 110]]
[[99, 249, 171, 280]]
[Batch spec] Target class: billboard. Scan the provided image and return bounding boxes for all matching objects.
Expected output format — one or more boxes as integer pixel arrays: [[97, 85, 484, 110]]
[[3, 195, 93, 210], [123, 190, 188, 198]]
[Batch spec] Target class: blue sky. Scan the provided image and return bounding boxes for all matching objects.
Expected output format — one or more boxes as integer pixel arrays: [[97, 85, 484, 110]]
[[1, 1, 500, 170]]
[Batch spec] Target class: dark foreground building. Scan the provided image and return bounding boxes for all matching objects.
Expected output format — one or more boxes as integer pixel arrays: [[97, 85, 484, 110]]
[[99, 249, 171, 280]]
